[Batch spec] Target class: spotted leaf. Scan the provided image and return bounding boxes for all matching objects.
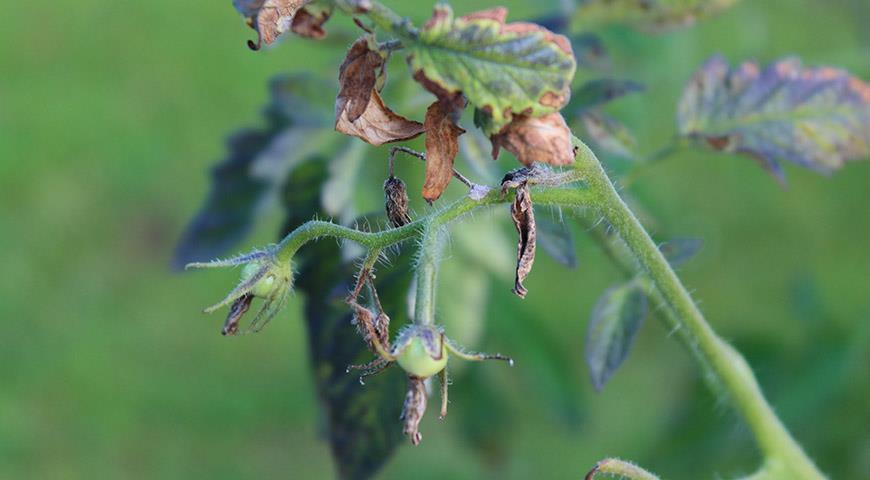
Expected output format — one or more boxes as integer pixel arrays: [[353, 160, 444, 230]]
[[573, 0, 740, 33], [407, 5, 576, 135], [678, 55, 870, 180]]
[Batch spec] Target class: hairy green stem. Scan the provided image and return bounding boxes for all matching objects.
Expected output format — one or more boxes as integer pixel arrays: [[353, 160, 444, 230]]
[[573, 140, 824, 479], [413, 225, 446, 325], [275, 185, 593, 263]]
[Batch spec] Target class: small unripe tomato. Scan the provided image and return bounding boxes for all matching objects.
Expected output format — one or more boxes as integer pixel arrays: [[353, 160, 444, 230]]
[[241, 263, 277, 299], [396, 337, 448, 378]]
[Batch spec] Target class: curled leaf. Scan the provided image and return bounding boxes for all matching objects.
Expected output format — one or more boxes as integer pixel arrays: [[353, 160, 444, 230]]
[[422, 100, 466, 201], [491, 112, 575, 166], [510, 183, 536, 298], [336, 37, 383, 123], [408, 5, 576, 135], [289, 2, 332, 39], [336, 91, 425, 146], [585, 282, 648, 391], [678, 55, 870, 180], [335, 38, 424, 145], [234, 0, 312, 49]]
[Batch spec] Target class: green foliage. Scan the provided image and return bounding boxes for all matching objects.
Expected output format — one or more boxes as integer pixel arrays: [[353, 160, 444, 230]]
[[585, 280, 648, 390]]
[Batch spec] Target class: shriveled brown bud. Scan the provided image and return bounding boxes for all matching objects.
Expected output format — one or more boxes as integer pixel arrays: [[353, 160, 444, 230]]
[[510, 182, 536, 298], [401, 376, 428, 445], [223, 293, 253, 336], [384, 176, 412, 228]]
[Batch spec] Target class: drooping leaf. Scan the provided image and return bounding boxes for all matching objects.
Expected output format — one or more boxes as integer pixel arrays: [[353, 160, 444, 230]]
[[333, 38, 424, 146], [172, 74, 330, 269], [659, 238, 703, 268], [677, 55, 870, 180], [491, 112, 575, 166], [578, 110, 637, 160], [234, 0, 314, 49], [585, 281, 648, 390], [281, 160, 410, 480], [572, 0, 741, 33], [510, 182, 537, 298], [407, 5, 576, 135], [536, 216, 577, 268], [422, 99, 466, 201], [572, 78, 645, 112]]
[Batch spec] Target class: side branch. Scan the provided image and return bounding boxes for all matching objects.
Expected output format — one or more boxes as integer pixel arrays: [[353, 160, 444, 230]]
[[275, 181, 594, 264]]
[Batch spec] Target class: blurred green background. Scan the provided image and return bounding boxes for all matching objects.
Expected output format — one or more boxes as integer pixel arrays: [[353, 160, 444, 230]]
[[1, 0, 868, 478]]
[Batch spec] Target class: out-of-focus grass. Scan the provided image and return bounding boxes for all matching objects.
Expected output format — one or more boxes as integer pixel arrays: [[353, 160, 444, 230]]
[[0, 1, 868, 479]]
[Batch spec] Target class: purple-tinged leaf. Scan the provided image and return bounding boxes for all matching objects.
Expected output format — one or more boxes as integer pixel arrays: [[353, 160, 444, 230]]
[[678, 55, 870, 180], [585, 281, 647, 391]]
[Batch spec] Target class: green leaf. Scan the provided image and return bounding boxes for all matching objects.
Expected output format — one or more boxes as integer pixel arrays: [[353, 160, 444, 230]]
[[585, 281, 648, 391], [572, 78, 644, 112], [577, 110, 637, 160], [281, 160, 410, 480], [677, 55, 870, 180], [659, 238, 703, 268], [573, 0, 741, 33], [172, 74, 330, 269], [537, 216, 578, 268], [407, 5, 576, 134]]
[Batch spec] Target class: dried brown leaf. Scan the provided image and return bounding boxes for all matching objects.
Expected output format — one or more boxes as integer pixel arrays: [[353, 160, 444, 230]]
[[237, 0, 311, 49], [335, 91, 425, 146], [337, 38, 383, 122], [421, 101, 466, 201], [491, 112, 575, 166], [510, 183, 536, 298], [290, 5, 331, 39]]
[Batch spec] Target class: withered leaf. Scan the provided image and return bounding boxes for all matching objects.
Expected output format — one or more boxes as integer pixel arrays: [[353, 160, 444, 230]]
[[510, 183, 536, 298], [336, 91, 425, 146], [234, 0, 312, 49], [422, 100, 466, 201], [491, 112, 575, 166], [290, 3, 332, 39], [337, 38, 383, 123]]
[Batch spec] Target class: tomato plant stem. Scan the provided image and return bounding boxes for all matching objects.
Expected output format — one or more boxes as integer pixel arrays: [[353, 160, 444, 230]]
[[573, 139, 825, 480]]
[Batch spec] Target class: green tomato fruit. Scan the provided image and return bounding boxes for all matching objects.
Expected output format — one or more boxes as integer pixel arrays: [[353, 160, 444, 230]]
[[397, 337, 448, 378], [241, 263, 277, 299]]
